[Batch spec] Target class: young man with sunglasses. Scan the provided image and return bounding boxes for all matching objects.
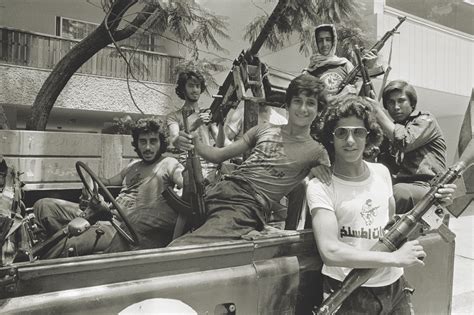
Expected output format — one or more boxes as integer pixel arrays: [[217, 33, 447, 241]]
[[373, 80, 447, 214], [306, 96, 455, 314], [169, 74, 330, 246]]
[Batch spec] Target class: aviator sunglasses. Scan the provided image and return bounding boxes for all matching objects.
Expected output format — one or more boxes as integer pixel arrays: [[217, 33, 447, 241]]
[[333, 127, 369, 140]]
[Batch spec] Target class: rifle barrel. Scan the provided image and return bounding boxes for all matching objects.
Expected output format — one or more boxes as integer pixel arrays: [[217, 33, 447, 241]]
[[336, 16, 406, 94], [210, 0, 289, 124], [370, 16, 406, 51], [247, 0, 288, 56]]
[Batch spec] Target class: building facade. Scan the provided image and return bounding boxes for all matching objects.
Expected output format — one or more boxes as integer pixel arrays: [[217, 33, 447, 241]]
[[0, 0, 186, 132], [1, 0, 472, 163]]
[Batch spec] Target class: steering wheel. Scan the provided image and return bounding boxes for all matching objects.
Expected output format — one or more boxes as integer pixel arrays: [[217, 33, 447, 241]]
[[75, 161, 139, 246]]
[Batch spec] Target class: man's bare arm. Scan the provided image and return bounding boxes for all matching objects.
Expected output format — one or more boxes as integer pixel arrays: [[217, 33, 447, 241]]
[[371, 101, 396, 140], [311, 208, 426, 268], [172, 165, 184, 189], [98, 173, 124, 187], [194, 136, 251, 164], [168, 121, 181, 149]]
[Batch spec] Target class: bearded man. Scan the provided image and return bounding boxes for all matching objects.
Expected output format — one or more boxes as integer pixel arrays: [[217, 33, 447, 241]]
[[33, 118, 184, 258]]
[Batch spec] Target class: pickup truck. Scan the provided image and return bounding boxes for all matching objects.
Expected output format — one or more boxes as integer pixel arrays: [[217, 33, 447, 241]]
[[0, 130, 464, 314], [0, 222, 456, 314]]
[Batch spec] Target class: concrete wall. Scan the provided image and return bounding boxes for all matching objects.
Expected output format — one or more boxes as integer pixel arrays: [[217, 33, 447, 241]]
[[0, 64, 183, 131], [370, 4, 473, 164], [376, 9, 473, 98], [0, 130, 138, 190]]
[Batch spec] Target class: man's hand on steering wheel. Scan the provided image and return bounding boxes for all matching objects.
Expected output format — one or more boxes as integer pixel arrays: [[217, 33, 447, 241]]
[[81, 193, 114, 222], [76, 161, 139, 246]]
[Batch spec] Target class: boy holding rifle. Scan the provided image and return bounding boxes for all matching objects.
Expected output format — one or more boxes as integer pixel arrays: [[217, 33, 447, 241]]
[[307, 96, 455, 314], [304, 24, 378, 97], [167, 70, 221, 183], [169, 74, 330, 246]]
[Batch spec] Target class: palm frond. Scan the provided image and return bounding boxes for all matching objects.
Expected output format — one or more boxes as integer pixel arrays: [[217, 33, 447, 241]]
[[242, 0, 370, 58]]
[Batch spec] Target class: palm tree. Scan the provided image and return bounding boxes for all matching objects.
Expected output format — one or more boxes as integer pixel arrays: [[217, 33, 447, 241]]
[[26, 0, 229, 130]]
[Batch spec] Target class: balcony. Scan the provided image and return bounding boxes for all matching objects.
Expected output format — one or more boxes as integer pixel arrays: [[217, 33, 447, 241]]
[[0, 26, 183, 84]]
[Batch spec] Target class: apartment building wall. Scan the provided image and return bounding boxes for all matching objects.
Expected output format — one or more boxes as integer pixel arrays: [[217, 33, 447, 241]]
[[0, 0, 187, 132], [0, 0, 183, 56]]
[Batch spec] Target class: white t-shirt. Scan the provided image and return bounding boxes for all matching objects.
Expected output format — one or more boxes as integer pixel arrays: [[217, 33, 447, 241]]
[[306, 162, 403, 287]]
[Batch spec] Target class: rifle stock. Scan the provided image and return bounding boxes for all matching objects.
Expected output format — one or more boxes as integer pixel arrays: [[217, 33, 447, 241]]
[[316, 141, 474, 315], [209, 0, 289, 125], [336, 16, 406, 94]]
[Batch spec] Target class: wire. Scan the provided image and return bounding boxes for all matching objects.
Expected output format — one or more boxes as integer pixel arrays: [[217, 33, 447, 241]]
[[96, 1, 303, 101], [104, 4, 146, 114], [104, 2, 175, 115], [122, 18, 300, 79]]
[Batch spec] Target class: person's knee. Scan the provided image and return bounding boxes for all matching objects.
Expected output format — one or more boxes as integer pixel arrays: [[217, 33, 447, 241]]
[[33, 198, 60, 218], [393, 184, 414, 214]]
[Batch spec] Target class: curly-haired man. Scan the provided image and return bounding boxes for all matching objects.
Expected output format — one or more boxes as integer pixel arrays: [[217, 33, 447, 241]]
[[307, 96, 455, 314], [33, 118, 184, 258], [167, 69, 221, 183]]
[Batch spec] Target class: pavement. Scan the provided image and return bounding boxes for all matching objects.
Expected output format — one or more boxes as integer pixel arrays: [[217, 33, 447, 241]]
[[450, 203, 474, 314]]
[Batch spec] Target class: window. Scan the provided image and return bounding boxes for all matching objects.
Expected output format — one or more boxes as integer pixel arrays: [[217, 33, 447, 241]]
[[56, 16, 98, 40], [55, 16, 164, 52]]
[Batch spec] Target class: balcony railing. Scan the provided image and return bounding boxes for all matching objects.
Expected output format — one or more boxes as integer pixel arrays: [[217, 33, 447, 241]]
[[0, 27, 183, 83]]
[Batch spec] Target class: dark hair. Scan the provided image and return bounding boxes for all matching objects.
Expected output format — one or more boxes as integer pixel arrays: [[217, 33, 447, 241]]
[[319, 95, 383, 162], [131, 118, 168, 156], [314, 25, 334, 41], [382, 80, 418, 110], [175, 70, 206, 100], [285, 74, 327, 112]]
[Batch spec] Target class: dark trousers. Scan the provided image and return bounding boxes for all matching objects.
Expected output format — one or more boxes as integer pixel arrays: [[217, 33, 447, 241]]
[[34, 198, 120, 258], [168, 179, 264, 247], [393, 182, 430, 214], [319, 276, 414, 315]]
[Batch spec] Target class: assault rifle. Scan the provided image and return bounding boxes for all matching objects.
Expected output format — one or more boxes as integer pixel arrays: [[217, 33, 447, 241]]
[[353, 45, 377, 99], [209, 0, 289, 125], [336, 16, 406, 94], [316, 141, 474, 315], [163, 108, 207, 236]]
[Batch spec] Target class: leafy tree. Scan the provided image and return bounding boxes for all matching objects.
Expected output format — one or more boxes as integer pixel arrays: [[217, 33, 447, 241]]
[[26, 0, 229, 131]]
